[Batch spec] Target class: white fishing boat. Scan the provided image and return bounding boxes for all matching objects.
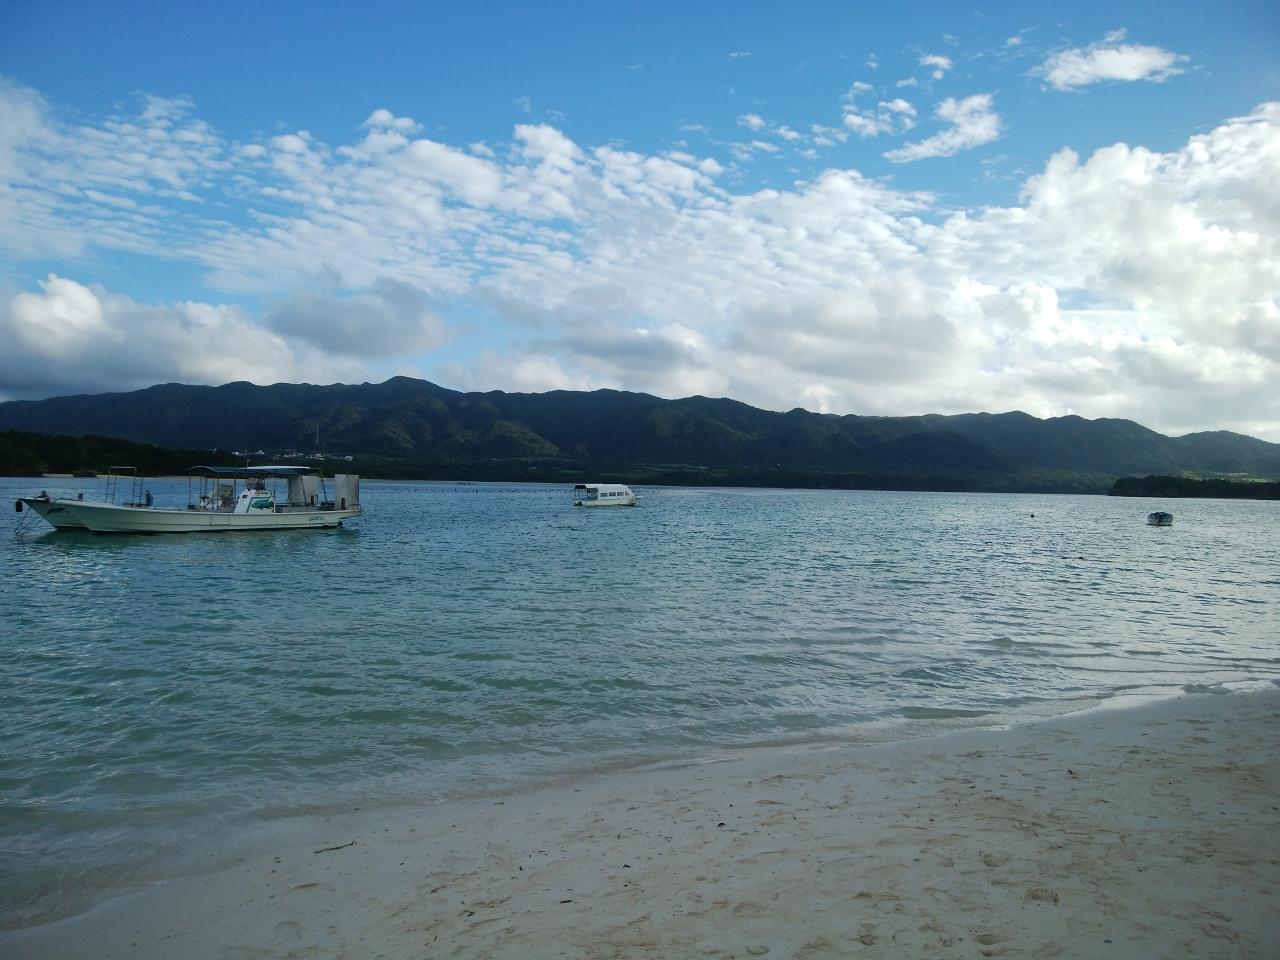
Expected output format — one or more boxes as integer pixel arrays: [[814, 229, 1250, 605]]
[[572, 483, 637, 507], [22, 465, 361, 534], [15, 466, 145, 530], [1147, 511, 1173, 526]]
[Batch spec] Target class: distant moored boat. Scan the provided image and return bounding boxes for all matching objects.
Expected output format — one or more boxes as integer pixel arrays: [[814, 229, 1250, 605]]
[[572, 483, 637, 507], [1147, 511, 1173, 526]]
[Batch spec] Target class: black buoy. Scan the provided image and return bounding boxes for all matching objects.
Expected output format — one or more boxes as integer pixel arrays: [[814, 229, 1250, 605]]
[[14, 500, 23, 513]]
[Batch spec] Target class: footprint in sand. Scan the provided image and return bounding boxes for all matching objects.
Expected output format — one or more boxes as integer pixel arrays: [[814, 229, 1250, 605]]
[[982, 852, 1009, 868], [975, 931, 1011, 956], [274, 920, 303, 941]]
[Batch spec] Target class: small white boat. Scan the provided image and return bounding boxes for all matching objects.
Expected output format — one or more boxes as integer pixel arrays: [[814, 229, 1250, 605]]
[[1147, 511, 1173, 526], [572, 483, 637, 507], [21, 465, 361, 534]]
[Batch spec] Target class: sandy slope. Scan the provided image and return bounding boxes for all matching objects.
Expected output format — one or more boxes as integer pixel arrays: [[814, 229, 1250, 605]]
[[5, 689, 1278, 959]]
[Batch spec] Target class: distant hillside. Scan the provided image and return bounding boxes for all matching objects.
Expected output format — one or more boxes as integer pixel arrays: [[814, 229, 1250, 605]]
[[1, 377, 1278, 492]]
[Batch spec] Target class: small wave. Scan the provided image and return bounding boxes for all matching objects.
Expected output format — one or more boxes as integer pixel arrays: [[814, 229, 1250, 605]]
[[1181, 683, 1231, 695], [899, 706, 995, 720]]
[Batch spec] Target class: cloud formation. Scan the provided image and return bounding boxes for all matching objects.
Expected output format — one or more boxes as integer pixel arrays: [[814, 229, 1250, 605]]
[[883, 94, 1001, 162], [1037, 30, 1187, 91], [0, 275, 357, 398], [1, 82, 1278, 439], [843, 95, 918, 139], [265, 279, 450, 359], [919, 54, 954, 80]]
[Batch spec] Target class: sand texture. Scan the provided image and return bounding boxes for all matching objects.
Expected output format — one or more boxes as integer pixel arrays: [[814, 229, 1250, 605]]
[[5, 689, 1278, 959]]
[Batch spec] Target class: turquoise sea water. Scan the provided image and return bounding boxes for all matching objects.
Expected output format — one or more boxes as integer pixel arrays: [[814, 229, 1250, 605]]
[[2, 478, 1278, 926]]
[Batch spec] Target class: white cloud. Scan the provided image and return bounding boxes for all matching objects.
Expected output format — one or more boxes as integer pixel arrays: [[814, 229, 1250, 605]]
[[265, 279, 450, 358], [728, 51, 751, 59], [883, 94, 1001, 162], [809, 124, 849, 147], [2, 84, 1279, 438], [0, 275, 358, 398], [919, 54, 954, 80], [441, 349, 597, 394], [842, 98, 917, 139], [270, 132, 310, 154], [363, 108, 418, 132], [738, 113, 767, 131], [1037, 30, 1187, 91]]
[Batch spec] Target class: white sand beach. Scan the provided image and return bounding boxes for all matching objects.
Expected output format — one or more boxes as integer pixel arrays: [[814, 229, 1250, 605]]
[[6, 688, 1278, 960]]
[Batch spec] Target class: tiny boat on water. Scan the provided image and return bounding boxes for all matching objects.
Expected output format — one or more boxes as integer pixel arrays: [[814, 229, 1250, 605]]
[[572, 483, 637, 507], [1147, 511, 1173, 526], [18, 465, 361, 534]]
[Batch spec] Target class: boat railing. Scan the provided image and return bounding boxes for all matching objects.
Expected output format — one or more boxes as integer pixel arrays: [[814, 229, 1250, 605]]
[[104, 467, 146, 507]]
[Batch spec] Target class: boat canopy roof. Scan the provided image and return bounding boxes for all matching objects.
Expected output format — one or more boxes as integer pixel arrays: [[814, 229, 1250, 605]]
[[574, 483, 634, 493], [189, 465, 317, 478]]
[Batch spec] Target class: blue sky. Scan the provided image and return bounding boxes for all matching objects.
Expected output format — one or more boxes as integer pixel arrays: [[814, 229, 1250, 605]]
[[2, 1, 1279, 438]]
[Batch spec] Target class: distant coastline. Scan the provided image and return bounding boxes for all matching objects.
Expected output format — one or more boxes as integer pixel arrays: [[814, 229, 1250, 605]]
[[10, 429, 1280, 496], [1109, 475, 1280, 500], [2, 428, 1109, 493], [3, 378, 1280, 498]]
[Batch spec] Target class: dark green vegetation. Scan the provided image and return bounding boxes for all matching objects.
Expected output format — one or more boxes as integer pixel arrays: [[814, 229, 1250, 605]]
[[1110, 475, 1280, 499], [2, 377, 1278, 491], [0, 431, 238, 477]]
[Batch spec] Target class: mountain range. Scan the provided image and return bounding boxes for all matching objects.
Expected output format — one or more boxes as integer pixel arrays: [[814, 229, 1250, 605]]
[[2, 377, 1278, 492]]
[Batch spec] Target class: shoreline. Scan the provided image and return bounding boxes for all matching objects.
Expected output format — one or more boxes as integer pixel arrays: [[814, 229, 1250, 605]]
[[0, 684, 1243, 933], [5, 686, 1278, 959]]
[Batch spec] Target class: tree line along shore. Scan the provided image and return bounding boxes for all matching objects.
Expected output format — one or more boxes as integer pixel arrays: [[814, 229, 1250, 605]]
[[4, 429, 1279, 498]]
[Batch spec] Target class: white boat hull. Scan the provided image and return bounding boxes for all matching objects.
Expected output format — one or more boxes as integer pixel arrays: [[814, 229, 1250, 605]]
[[19, 498, 88, 529], [61, 501, 361, 534]]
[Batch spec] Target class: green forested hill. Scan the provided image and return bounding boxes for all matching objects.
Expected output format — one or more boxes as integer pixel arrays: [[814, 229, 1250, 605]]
[[1, 377, 1278, 491]]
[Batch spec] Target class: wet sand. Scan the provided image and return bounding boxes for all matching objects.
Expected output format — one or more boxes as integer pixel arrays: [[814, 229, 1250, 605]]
[[5, 688, 1278, 959]]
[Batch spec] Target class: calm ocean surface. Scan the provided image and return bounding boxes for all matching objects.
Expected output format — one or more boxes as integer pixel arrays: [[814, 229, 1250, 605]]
[[2, 478, 1278, 926]]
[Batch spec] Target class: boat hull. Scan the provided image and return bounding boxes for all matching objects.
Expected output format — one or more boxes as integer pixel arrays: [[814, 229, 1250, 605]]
[[19, 498, 89, 529], [60, 501, 361, 534]]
